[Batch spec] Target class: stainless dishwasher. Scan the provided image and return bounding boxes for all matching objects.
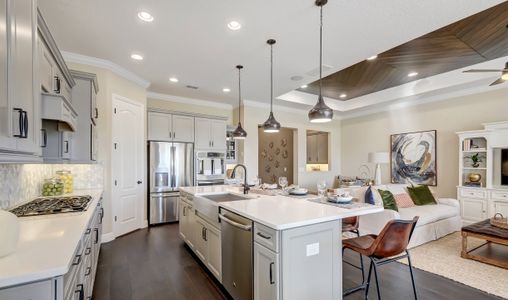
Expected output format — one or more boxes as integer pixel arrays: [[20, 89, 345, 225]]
[[219, 208, 253, 300]]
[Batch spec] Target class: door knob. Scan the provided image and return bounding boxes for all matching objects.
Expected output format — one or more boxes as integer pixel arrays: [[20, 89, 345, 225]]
[[137, 181, 142, 184]]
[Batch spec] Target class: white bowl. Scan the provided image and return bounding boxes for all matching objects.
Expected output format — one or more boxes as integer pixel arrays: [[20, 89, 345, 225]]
[[0, 210, 19, 257], [290, 188, 308, 195]]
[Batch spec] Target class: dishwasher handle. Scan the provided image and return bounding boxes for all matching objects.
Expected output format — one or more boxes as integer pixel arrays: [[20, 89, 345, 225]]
[[219, 214, 252, 231]]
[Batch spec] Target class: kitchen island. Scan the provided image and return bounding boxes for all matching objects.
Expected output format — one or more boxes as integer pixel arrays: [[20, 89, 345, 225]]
[[179, 185, 383, 300]]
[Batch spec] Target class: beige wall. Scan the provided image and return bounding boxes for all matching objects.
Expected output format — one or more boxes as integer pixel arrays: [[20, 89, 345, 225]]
[[241, 104, 341, 191], [147, 98, 233, 123], [341, 87, 508, 198], [67, 62, 147, 236]]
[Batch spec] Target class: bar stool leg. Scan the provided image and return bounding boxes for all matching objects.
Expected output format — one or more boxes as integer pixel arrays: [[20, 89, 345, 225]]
[[372, 259, 381, 300], [364, 261, 374, 299], [406, 251, 419, 300]]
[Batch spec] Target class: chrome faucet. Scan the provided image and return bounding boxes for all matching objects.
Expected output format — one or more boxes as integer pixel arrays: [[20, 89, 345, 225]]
[[231, 164, 249, 194]]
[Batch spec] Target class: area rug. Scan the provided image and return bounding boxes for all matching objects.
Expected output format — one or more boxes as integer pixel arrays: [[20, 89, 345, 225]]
[[399, 232, 508, 299]]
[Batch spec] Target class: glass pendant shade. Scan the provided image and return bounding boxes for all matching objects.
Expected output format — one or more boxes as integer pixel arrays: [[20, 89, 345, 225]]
[[263, 112, 281, 133], [308, 95, 333, 123], [233, 65, 247, 139]]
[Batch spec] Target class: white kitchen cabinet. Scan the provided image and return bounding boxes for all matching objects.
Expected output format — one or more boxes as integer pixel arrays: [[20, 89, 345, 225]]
[[493, 200, 508, 217], [148, 112, 171, 141], [460, 198, 487, 224], [206, 224, 221, 281], [306, 132, 328, 164], [38, 38, 54, 93], [0, 279, 53, 300], [0, 0, 41, 160], [178, 198, 195, 249], [193, 215, 208, 262], [195, 117, 227, 150], [254, 242, 280, 300], [148, 111, 195, 142]]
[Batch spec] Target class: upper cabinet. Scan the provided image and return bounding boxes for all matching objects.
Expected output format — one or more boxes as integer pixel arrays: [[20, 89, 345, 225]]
[[195, 117, 226, 151], [306, 130, 329, 164], [148, 111, 194, 143], [0, 0, 41, 162]]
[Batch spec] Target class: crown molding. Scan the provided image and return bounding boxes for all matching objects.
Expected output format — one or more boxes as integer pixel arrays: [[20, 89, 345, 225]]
[[147, 92, 233, 110], [61, 51, 151, 89], [242, 99, 342, 120]]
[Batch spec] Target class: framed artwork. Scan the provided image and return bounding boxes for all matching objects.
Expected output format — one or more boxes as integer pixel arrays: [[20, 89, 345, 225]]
[[390, 130, 437, 186]]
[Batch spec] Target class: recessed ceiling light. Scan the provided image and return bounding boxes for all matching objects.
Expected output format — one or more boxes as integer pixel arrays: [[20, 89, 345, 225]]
[[408, 72, 418, 77], [223, 88, 231, 93], [367, 55, 378, 61], [169, 77, 179, 83], [300, 84, 308, 89], [130, 53, 143, 61], [227, 21, 242, 30], [339, 93, 347, 98], [138, 11, 154, 22]]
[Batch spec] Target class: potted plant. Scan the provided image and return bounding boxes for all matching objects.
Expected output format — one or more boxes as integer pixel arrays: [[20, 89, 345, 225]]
[[470, 153, 482, 168]]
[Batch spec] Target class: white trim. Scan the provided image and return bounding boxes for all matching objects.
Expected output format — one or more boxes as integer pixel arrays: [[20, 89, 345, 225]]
[[111, 94, 146, 238], [61, 51, 151, 89], [147, 92, 233, 110], [101, 232, 115, 244], [243, 99, 342, 120]]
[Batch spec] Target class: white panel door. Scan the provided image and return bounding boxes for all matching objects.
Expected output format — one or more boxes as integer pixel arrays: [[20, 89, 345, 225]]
[[461, 198, 487, 223], [112, 95, 144, 237], [206, 224, 222, 281], [148, 112, 171, 141], [0, 0, 15, 152], [195, 117, 211, 149], [210, 120, 226, 150], [254, 242, 280, 300], [193, 216, 207, 262], [172, 114, 194, 142]]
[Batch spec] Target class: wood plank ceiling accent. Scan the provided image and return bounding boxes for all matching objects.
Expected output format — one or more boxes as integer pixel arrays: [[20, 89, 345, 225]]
[[300, 1, 508, 101]]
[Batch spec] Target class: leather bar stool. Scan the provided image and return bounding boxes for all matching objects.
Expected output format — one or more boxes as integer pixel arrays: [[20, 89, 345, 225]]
[[342, 217, 419, 300], [342, 216, 365, 284]]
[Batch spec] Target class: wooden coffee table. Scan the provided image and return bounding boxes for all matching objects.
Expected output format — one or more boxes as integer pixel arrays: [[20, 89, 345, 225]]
[[461, 219, 508, 269]]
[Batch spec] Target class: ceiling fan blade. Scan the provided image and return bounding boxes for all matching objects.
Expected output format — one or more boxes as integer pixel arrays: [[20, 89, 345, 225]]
[[463, 69, 503, 73], [489, 78, 505, 86]]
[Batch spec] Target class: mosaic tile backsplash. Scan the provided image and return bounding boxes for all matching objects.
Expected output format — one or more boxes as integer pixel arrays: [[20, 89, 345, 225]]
[[0, 164, 103, 209]]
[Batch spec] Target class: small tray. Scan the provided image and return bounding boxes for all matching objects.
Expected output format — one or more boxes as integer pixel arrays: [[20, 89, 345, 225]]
[[490, 213, 508, 230]]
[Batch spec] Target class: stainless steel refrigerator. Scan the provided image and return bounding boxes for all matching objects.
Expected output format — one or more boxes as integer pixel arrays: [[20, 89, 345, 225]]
[[148, 141, 194, 225]]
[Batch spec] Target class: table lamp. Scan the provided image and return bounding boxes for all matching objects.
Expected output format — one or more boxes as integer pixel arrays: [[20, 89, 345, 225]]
[[368, 152, 389, 185]]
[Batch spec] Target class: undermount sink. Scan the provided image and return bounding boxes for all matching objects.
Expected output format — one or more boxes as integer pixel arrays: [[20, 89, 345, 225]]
[[201, 193, 251, 203]]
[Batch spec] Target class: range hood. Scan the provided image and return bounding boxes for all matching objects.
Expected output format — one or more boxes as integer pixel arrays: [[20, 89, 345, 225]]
[[41, 93, 78, 132]]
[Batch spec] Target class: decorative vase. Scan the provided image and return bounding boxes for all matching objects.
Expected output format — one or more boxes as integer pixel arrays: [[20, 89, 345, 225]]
[[0, 210, 19, 257], [468, 173, 482, 183]]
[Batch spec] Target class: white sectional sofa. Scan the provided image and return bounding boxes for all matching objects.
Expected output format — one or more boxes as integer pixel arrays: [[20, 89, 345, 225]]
[[344, 184, 462, 248]]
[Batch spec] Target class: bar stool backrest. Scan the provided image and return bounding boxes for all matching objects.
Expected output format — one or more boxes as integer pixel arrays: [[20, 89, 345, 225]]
[[371, 216, 419, 258]]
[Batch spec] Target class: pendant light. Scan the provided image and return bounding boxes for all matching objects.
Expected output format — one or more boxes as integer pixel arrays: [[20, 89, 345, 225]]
[[263, 39, 281, 133], [308, 0, 333, 123], [232, 65, 248, 139]]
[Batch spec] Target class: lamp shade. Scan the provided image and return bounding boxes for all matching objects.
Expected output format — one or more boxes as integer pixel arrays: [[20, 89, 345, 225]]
[[368, 152, 389, 164]]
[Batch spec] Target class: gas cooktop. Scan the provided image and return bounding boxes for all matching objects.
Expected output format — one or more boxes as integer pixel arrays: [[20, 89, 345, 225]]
[[10, 195, 92, 217]]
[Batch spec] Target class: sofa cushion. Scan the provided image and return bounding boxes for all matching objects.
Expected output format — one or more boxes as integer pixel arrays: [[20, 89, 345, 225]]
[[407, 185, 437, 205], [394, 193, 415, 208], [378, 189, 398, 212], [398, 204, 459, 227]]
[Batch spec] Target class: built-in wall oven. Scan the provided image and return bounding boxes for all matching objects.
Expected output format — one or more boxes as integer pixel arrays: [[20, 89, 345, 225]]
[[196, 151, 226, 186], [219, 208, 253, 300]]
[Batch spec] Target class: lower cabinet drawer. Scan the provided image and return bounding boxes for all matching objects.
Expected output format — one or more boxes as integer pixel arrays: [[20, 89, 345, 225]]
[[491, 190, 508, 201], [459, 188, 487, 200], [0, 280, 53, 300], [254, 222, 279, 253]]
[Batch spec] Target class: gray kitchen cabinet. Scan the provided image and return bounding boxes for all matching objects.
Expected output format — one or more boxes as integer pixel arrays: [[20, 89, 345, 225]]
[[0, 0, 41, 161], [148, 111, 194, 142], [254, 242, 280, 300], [41, 119, 74, 162], [194, 117, 227, 150], [70, 70, 99, 162], [0, 279, 53, 300]]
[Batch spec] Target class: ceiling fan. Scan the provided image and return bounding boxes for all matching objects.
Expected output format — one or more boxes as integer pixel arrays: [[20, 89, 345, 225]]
[[463, 62, 508, 86]]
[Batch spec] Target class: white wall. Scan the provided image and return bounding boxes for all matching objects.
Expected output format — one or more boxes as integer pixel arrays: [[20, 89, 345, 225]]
[[341, 87, 508, 198], [147, 97, 233, 123], [241, 103, 341, 191]]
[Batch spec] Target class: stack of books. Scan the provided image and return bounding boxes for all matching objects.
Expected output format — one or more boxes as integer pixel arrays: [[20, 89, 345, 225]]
[[464, 182, 482, 187], [462, 140, 486, 151]]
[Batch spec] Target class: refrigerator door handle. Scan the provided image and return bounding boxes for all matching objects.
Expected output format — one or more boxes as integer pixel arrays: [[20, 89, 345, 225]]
[[171, 145, 176, 189]]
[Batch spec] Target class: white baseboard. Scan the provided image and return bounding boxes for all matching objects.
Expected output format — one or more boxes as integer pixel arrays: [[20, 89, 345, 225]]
[[142, 220, 148, 228], [101, 232, 115, 244]]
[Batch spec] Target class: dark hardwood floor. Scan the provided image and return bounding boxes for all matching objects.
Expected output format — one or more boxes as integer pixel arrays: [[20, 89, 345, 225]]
[[93, 224, 502, 300]]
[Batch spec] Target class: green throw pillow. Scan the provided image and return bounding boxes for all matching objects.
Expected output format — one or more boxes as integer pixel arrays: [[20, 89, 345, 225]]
[[407, 185, 437, 205], [378, 189, 398, 212]]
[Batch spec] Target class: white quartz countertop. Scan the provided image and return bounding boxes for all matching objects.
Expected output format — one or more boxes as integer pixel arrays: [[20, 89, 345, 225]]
[[180, 185, 383, 230], [0, 189, 103, 289]]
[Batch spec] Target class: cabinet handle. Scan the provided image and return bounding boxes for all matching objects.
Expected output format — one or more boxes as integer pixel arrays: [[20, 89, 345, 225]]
[[85, 267, 91, 276], [72, 254, 82, 266], [204, 228, 207, 241], [13, 108, 23, 138], [64, 140, 69, 153], [94, 228, 99, 244], [85, 228, 91, 234], [257, 232, 272, 240], [85, 247, 91, 255], [173, 132, 176, 139], [41, 129, 47, 147], [54, 76, 61, 94], [95, 107, 99, 119], [183, 206, 186, 216], [22, 111, 28, 138], [201, 227, 205, 240], [269, 262, 275, 284], [100, 207, 104, 224], [75, 284, 84, 300]]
